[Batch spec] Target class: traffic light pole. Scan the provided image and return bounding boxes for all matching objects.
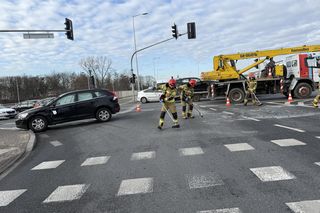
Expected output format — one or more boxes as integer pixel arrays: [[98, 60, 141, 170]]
[[130, 37, 175, 102]]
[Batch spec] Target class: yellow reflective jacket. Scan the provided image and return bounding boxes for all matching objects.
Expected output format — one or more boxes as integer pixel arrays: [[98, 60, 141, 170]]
[[246, 79, 257, 92], [179, 84, 194, 99], [160, 83, 177, 103]]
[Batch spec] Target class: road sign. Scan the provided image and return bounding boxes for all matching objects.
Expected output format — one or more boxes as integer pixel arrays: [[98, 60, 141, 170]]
[[23, 33, 54, 39]]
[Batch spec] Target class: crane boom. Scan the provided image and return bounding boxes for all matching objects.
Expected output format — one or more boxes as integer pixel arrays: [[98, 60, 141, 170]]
[[203, 44, 320, 81]]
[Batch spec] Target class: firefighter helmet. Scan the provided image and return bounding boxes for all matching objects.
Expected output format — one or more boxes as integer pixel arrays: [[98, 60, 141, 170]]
[[168, 79, 176, 87], [189, 79, 196, 87]]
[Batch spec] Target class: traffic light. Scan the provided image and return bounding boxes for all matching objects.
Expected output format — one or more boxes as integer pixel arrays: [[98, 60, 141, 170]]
[[171, 23, 178, 39], [130, 74, 136, 84], [187, 22, 196, 39], [64, 18, 74, 40]]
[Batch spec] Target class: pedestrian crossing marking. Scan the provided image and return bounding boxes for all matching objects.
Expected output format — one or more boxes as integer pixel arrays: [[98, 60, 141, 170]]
[[117, 177, 153, 196], [0, 189, 27, 207], [179, 147, 204, 156], [197, 207, 242, 213], [43, 184, 90, 203], [50, 140, 63, 147], [131, 151, 155, 160], [286, 199, 320, 213], [271, 138, 306, 147], [186, 172, 224, 189], [224, 143, 255, 152], [250, 166, 296, 182], [31, 160, 65, 170], [81, 156, 110, 166]]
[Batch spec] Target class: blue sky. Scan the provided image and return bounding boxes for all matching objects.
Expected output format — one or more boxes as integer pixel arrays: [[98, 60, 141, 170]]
[[0, 0, 320, 81]]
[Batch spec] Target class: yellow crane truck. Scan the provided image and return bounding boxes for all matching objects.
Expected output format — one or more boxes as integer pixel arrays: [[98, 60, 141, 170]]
[[201, 44, 320, 103]]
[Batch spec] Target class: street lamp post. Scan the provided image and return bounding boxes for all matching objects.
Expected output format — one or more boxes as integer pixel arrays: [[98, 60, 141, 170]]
[[132, 12, 148, 92]]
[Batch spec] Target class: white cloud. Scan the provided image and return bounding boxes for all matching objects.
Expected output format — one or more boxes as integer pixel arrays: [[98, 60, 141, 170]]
[[0, 0, 320, 80]]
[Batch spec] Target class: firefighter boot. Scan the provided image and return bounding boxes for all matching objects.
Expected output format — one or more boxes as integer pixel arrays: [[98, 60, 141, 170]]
[[312, 100, 318, 108], [244, 99, 248, 106], [172, 122, 180, 128], [182, 111, 187, 119], [187, 112, 194, 119], [158, 118, 164, 130]]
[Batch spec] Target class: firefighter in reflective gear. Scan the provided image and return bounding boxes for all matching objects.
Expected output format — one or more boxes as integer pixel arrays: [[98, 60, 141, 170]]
[[244, 74, 262, 106], [179, 79, 196, 119], [312, 86, 320, 108], [158, 79, 180, 129]]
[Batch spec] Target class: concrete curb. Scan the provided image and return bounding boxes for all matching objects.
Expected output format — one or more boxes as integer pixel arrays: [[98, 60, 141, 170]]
[[0, 130, 37, 180]]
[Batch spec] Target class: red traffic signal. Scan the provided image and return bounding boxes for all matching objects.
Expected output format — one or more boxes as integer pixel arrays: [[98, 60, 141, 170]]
[[64, 18, 74, 40]]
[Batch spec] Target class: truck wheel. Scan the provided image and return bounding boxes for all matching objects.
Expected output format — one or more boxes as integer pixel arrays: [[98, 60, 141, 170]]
[[229, 88, 245, 103], [293, 82, 312, 99], [193, 95, 200, 102]]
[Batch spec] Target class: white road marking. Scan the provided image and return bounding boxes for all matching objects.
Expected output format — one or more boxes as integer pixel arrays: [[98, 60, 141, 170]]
[[117, 106, 136, 115], [81, 156, 110, 166], [224, 143, 255, 152], [274, 124, 305, 133], [43, 184, 90, 203], [131, 151, 155, 160], [31, 160, 65, 170], [222, 111, 234, 115], [286, 199, 320, 213], [271, 138, 306, 147], [250, 166, 296, 182], [117, 177, 153, 196], [241, 116, 260, 121], [197, 207, 242, 213], [0, 127, 19, 130], [140, 109, 155, 112], [199, 105, 218, 108], [266, 101, 283, 105], [209, 108, 217, 111], [316, 136, 320, 139], [0, 148, 19, 155], [186, 172, 224, 189], [50, 140, 63, 147], [314, 162, 320, 166], [179, 147, 204, 156], [0, 189, 27, 206]]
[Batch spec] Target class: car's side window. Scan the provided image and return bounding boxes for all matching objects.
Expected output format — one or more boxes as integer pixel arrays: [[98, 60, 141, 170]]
[[145, 89, 153, 93], [78, 92, 94, 101], [95, 91, 104, 97], [55, 94, 76, 106]]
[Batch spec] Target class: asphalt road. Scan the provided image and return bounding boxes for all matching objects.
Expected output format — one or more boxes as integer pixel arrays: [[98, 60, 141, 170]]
[[1, 94, 320, 213]]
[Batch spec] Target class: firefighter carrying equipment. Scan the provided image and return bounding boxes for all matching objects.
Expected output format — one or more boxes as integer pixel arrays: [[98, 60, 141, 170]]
[[158, 82, 180, 129], [244, 77, 262, 106], [179, 83, 195, 119]]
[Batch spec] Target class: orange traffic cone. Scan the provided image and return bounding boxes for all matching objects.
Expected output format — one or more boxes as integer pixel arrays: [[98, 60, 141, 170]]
[[226, 97, 231, 107], [135, 104, 141, 112], [268, 68, 272, 78], [287, 93, 293, 103]]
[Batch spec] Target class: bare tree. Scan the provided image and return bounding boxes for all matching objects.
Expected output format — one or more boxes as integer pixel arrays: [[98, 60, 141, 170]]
[[79, 56, 113, 89]]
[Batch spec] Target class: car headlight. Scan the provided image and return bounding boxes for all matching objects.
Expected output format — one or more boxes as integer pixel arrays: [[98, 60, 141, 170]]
[[18, 113, 28, 119]]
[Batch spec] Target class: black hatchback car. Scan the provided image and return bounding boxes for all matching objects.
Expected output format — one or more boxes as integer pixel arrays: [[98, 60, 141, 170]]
[[16, 89, 120, 132]]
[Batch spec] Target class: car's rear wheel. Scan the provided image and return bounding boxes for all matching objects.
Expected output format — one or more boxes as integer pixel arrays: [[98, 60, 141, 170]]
[[140, 97, 148, 103], [96, 108, 112, 122], [29, 116, 48, 132]]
